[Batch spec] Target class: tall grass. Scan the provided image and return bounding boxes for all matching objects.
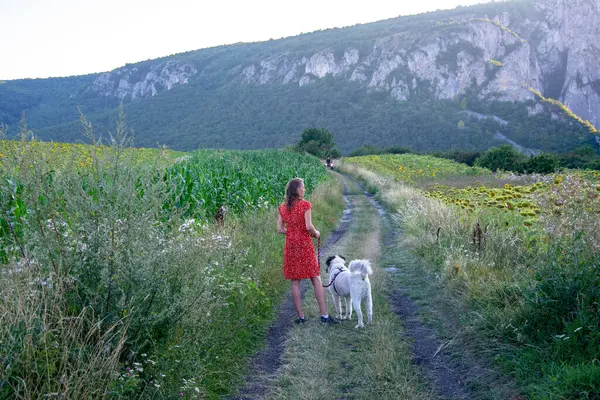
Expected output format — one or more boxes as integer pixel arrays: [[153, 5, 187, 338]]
[[339, 160, 600, 399], [0, 116, 342, 398]]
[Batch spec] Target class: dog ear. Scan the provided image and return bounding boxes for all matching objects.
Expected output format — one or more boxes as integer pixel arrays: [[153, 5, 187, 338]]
[[325, 255, 336, 267], [339, 255, 347, 261]]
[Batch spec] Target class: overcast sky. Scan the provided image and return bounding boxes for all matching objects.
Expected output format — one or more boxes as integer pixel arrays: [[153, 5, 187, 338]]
[[1, 0, 491, 80]]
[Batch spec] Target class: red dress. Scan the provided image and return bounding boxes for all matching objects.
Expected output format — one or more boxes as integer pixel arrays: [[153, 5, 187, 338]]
[[279, 200, 319, 280]]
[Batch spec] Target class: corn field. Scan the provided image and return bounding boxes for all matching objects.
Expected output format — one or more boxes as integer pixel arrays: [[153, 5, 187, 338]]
[[166, 149, 328, 219]]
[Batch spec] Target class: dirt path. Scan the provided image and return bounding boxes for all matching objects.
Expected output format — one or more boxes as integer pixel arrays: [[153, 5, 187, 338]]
[[367, 193, 472, 400], [231, 174, 475, 400], [231, 179, 355, 400]]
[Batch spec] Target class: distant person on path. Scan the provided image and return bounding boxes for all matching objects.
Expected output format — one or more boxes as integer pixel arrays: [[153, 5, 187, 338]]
[[277, 178, 339, 324]]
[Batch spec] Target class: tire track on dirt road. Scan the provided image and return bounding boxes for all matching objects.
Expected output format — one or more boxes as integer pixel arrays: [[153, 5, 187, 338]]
[[361, 180, 472, 399]]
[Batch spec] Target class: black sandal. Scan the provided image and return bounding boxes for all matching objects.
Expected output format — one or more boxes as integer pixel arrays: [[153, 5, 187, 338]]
[[294, 317, 306, 324], [320, 315, 340, 324]]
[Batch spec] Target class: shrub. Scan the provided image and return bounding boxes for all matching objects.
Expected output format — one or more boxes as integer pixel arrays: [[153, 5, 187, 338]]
[[524, 152, 559, 174], [475, 144, 526, 172]]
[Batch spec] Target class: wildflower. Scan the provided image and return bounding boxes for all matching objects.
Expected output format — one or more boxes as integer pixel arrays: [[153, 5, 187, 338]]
[[179, 219, 196, 232]]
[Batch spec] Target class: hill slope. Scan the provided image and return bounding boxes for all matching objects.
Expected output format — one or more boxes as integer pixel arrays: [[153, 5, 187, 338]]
[[0, 0, 598, 153]]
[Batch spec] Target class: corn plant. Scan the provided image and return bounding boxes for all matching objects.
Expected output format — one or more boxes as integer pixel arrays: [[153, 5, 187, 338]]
[[164, 149, 328, 219]]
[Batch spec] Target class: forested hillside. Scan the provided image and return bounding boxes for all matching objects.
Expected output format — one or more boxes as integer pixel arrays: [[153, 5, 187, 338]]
[[1, 0, 598, 154]]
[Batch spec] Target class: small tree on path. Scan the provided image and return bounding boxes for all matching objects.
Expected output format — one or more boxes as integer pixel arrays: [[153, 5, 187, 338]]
[[295, 128, 341, 159]]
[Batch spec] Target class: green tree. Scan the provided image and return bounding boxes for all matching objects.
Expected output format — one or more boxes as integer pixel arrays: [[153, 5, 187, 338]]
[[475, 144, 526, 172], [524, 152, 559, 173], [295, 128, 341, 158], [558, 145, 600, 169]]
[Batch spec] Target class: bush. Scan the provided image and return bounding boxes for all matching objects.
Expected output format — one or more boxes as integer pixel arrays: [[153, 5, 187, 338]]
[[558, 145, 600, 170], [524, 152, 559, 174], [475, 144, 526, 172], [384, 146, 413, 155]]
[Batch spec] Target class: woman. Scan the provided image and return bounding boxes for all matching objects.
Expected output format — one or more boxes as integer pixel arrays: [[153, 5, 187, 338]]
[[277, 178, 338, 324]]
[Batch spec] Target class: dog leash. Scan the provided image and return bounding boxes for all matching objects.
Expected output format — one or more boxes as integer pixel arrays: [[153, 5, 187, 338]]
[[317, 236, 321, 269], [317, 236, 342, 293], [322, 269, 341, 287], [323, 267, 347, 296]]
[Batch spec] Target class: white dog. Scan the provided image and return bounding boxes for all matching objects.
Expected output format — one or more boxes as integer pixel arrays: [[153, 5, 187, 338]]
[[324, 255, 373, 328]]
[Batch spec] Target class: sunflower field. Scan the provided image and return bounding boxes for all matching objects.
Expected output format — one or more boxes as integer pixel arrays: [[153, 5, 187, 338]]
[[345, 153, 488, 183]]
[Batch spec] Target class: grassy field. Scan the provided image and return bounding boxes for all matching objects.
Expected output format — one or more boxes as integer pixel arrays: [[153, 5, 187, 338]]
[[340, 155, 600, 399], [0, 130, 343, 399]]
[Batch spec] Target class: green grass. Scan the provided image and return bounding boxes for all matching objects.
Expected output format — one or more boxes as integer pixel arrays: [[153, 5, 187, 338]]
[[339, 161, 600, 399]]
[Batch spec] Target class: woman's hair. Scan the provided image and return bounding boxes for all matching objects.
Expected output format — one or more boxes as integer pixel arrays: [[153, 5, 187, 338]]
[[285, 178, 304, 210]]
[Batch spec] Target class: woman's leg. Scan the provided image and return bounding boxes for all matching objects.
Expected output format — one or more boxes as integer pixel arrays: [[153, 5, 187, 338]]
[[310, 276, 328, 315], [291, 280, 304, 318]]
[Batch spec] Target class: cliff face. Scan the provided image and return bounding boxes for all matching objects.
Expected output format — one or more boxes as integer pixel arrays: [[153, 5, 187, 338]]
[[534, 0, 600, 127], [229, 0, 599, 127], [89, 60, 197, 100]]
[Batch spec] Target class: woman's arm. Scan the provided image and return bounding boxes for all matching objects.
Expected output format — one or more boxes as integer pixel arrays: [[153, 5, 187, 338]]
[[277, 212, 287, 235], [304, 209, 320, 238]]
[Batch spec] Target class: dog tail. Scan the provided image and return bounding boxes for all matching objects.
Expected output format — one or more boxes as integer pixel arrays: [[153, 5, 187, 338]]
[[349, 260, 372, 280]]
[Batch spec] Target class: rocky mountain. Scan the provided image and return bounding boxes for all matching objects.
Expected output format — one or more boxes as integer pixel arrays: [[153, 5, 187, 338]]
[[89, 60, 198, 100], [0, 0, 598, 153]]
